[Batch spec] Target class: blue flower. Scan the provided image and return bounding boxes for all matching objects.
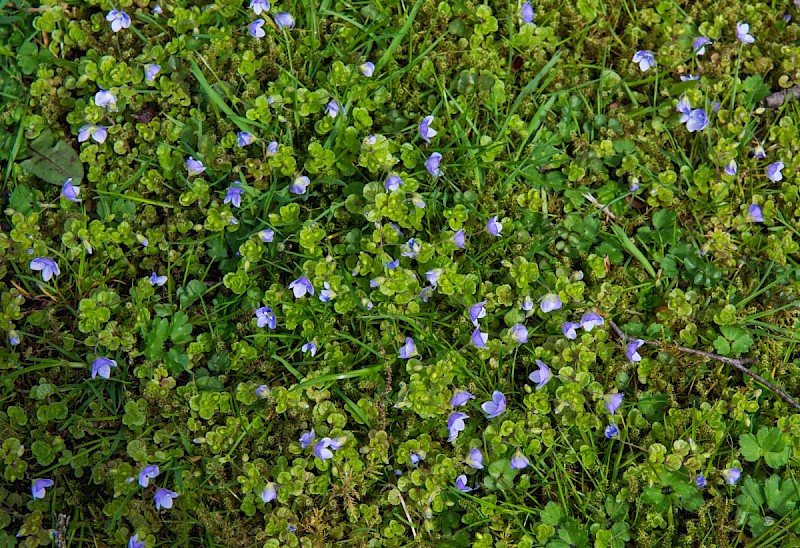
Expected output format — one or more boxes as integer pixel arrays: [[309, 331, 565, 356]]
[[736, 22, 754, 44], [267, 141, 279, 155], [686, 109, 708, 132], [31, 479, 54, 499], [186, 156, 205, 176], [626, 339, 644, 362], [455, 474, 476, 492], [398, 337, 417, 359], [237, 131, 254, 147], [580, 312, 604, 331], [302, 341, 317, 356], [696, 474, 707, 488], [385, 174, 404, 191], [539, 293, 562, 313], [469, 301, 487, 326], [401, 238, 421, 259], [360, 61, 375, 77], [314, 437, 343, 460], [129, 534, 146, 548], [509, 324, 528, 343], [753, 145, 766, 159], [466, 448, 484, 469], [419, 115, 437, 143], [767, 161, 785, 182], [224, 182, 245, 208], [325, 100, 340, 118], [138, 465, 160, 488], [447, 412, 468, 442], [632, 50, 655, 72], [299, 429, 316, 448], [453, 229, 466, 249], [451, 391, 475, 407], [723, 467, 742, 485], [154, 488, 179, 510], [385, 259, 399, 270], [30, 257, 60, 282], [319, 282, 337, 302], [9, 331, 20, 345], [680, 74, 700, 82], [274, 12, 295, 29], [410, 452, 425, 465], [255, 306, 277, 329], [145, 64, 161, 82], [676, 96, 691, 123], [725, 159, 738, 176], [693, 36, 712, 55], [255, 385, 270, 398], [528, 360, 551, 390], [486, 216, 503, 236], [290, 175, 310, 194], [426, 268, 443, 289], [748, 204, 764, 223], [261, 482, 278, 503], [289, 276, 314, 298], [604, 424, 619, 438], [250, 0, 270, 15], [410, 194, 426, 209], [249, 18, 266, 38], [520, 2, 534, 24], [106, 10, 131, 32], [521, 295, 534, 312], [604, 393, 623, 414], [91, 357, 117, 379], [62, 178, 81, 202], [258, 229, 274, 242], [481, 391, 506, 418], [426, 152, 442, 177], [471, 328, 488, 349], [562, 321, 579, 340], [510, 450, 529, 470], [95, 89, 117, 110], [78, 124, 108, 144]]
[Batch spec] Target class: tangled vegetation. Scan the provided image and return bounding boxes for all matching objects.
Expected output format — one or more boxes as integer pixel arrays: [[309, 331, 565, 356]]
[[3, 0, 800, 546]]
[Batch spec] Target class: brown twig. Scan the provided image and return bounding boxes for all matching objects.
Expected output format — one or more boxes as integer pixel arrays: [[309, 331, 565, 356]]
[[609, 320, 800, 412]]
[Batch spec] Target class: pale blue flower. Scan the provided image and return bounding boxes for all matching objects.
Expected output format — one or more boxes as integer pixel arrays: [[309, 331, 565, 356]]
[[78, 124, 108, 144], [145, 64, 161, 82], [447, 412, 468, 442], [419, 115, 437, 143], [95, 89, 117, 109], [453, 229, 466, 249], [398, 337, 417, 359], [426, 152, 442, 177], [255, 306, 276, 329], [249, 18, 266, 38], [528, 360, 550, 390], [138, 465, 159, 488], [693, 36, 712, 55], [319, 282, 336, 302], [725, 159, 738, 176], [30, 257, 60, 282], [748, 204, 764, 223], [753, 145, 766, 159], [289, 276, 314, 298], [686, 109, 708, 132], [302, 341, 317, 356], [62, 178, 81, 202], [676, 96, 691, 123], [9, 331, 20, 345], [274, 12, 295, 29], [455, 474, 475, 492], [385, 174, 404, 191], [469, 301, 487, 326], [466, 448, 484, 469], [562, 321, 579, 340], [250, 0, 270, 15], [261, 482, 278, 503], [736, 22, 754, 44], [91, 357, 117, 379], [604, 424, 619, 438], [451, 391, 475, 407], [154, 488, 179, 510], [360, 61, 375, 77], [237, 131, 254, 147], [580, 312, 604, 331], [32, 479, 54, 499], [107, 10, 131, 32], [255, 385, 270, 398], [487, 216, 502, 236], [325, 100, 339, 118], [539, 293, 562, 313], [258, 229, 274, 242], [267, 141, 279, 155], [723, 467, 741, 485], [426, 268, 443, 288], [481, 391, 506, 418], [290, 175, 310, 194], [767, 161, 784, 182], [224, 182, 244, 208], [411, 194, 426, 209], [186, 157, 205, 176], [632, 50, 655, 72], [521, 295, 534, 312], [471, 328, 488, 349], [696, 474, 707, 488], [129, 534, 145, 548], [626, 339, 644, 362], [509, 324, 528, 343], [510, 450, 529, 470], [605, 393, 623, 414], [314, 437, 340, 460], [401, 238, 421, 259], [520, 2, 534, 24], [299, 429, 316, 448], [680, 74, 700, 82], [410, 452, 424, 465]]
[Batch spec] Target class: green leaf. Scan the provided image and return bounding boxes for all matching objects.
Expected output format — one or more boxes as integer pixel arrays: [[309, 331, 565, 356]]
[[19, 130, 84, 185], [166, 347, 189, 375], [17, 42, 39, 75], [9, 184, 35, 215], [122, 400, 146, 428], [739, 432, 762, 462], [177, 280, 207, 309], [31, 440, 57, 466], [169, 311, 193, 344], [485, 459, 518, 491], [144, 318, 169, 359], [758, 427, 791, 469], [765, 475, 799, 516], [540, 502, 564, 526]]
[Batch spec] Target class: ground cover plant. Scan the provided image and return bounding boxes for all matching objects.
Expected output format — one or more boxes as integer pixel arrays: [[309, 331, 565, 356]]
[[3, 0, 800, 546]]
